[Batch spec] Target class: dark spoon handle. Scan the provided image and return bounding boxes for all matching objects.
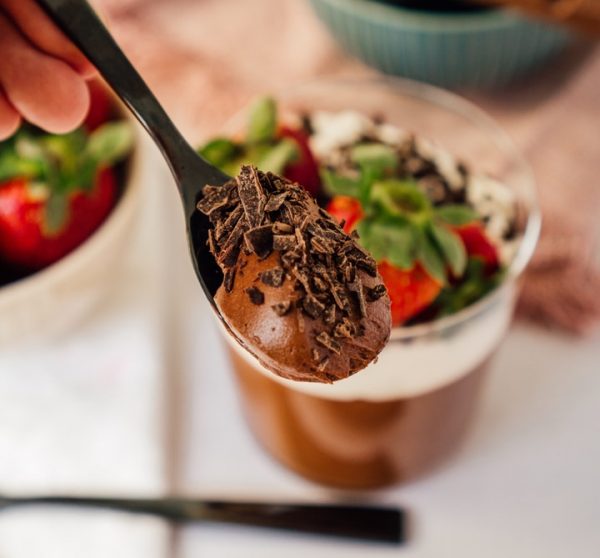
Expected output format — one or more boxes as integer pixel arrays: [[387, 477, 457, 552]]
[[36, 0, 223, 203], [2, 496, 405, 544]]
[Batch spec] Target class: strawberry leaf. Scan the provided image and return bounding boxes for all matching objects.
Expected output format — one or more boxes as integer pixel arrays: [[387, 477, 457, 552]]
[[351, 143, 397, 175], [258, 138, 299, 174], [199, 138, 239, 168], [246, 97, 277, 144], [86, 122, 133, 167], [435, 204, 479, 226], [370, 179, 431, 221], [43, 192, 69, 236], [430, 222, 467, 277], [417, 228, 446, 285], [357, 218, 416, 270], [321, 169, 361, 198]]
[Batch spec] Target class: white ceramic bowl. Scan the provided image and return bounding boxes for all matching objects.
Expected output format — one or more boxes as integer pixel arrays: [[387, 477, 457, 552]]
[[0, 120, 144, 347]]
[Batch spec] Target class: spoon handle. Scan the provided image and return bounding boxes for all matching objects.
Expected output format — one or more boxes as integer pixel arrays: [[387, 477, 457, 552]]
[[36, 0, 223, 199], [1, 495, 406, 544]]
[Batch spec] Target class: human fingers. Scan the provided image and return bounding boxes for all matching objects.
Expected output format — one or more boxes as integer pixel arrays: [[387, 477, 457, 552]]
[[0, 88, 21, 140], [1, 0, 96, 78], [0, 11, 90, 133]]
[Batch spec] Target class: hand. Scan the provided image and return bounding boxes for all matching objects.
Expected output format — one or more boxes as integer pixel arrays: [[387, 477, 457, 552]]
[[0, 0, 96, 139]]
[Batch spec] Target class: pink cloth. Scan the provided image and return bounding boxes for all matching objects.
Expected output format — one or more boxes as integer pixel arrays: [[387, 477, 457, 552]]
[[97, 0, 600, 334]]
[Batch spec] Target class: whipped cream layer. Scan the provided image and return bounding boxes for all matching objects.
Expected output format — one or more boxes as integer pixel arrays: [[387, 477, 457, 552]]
[[223, 282, 515, 402]]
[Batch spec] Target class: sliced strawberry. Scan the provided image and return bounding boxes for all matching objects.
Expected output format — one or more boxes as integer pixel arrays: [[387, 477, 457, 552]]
[[378, 261, 442, 326], [278, 126, 321, 197], [454, 223, 499, 273], [0, 168, 117, 270], [326, 195, 363, 234], [84, 79, 112, 131]]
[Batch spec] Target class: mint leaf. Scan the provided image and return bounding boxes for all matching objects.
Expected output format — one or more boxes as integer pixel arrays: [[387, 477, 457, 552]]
[[351, 143, 397, 174], [199, 138, 239, 168], [246, 97, 277, 144], [321, 169, 361, 198], [435, 204, 479, 226], [86, 122, 133, 167], [43, 192, 69, 236], [258, 138, 299, 174], [417, 229, 446, 284], [430, 222, 467, 277], [357, 218, 416, 269]]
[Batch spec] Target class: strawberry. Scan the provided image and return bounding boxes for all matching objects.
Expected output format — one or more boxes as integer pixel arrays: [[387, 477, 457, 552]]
[[378, 261, 442, 325], [454, 223, 499, 273], [0, 120, 132, 271], [278, 126, 321, 197], [0, 168, 116, 269], [326, 195, 363, 233]]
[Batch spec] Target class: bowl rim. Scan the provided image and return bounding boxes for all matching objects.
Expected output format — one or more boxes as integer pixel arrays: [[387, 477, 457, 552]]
[[252, 75, 542, 340], [0, 119, 143, 306], [313, 0, 552, 31]]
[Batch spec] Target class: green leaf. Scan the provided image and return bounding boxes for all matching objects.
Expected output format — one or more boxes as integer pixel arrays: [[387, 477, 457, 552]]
[[0, 149, 45, 182], [257, 138, 299, 174], [370, 179, 431, 221], [357, 218, 416, 269], [430, 222, 467, 277], [435, 204, 479, 226], [199, 138, 239, 168], [86, 122, 133, 166], [43, 192, 69, 236], [351, 143, 397, 174], [321, 169, 361, 198], [246, 97, 277, 144], [417, 228, 446, 285]]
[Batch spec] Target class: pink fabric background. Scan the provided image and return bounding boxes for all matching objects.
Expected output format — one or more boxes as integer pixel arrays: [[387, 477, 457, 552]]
[[97, 0, 600, 334]]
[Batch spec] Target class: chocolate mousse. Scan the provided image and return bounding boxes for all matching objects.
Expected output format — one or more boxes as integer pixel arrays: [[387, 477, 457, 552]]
[[197, 165, 391, 383]]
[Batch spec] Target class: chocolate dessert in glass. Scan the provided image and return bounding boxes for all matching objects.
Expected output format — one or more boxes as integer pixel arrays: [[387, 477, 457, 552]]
[[198, 78, 539, 489]]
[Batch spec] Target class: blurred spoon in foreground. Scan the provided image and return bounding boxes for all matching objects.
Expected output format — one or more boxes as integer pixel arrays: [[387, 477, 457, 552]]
[[0, 493, 406, 544]]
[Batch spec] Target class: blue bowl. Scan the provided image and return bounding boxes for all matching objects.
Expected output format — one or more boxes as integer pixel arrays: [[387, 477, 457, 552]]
[[309, 0, 572, 88]]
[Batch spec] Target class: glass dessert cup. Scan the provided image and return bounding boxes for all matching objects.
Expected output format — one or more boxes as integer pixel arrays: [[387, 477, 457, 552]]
[[218, 77, 540, 489]]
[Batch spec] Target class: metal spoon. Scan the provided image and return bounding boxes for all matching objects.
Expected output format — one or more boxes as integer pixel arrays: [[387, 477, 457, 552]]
[[37, 0, 229, 303], [0, 494, 406, 544]]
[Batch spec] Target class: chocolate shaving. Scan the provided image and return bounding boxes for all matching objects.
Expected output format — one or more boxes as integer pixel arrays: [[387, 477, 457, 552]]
[[260, 267, 285, 288], [302, 295, 325, 319], [323, 304, 337, 325], [334, 318, 356, 339], [244, 225, 274, 259], [223, 268, 236, 293], [366, 284, 387, 302], [237, 166, 266, 228], [273, 234, 296, 251], [245, 286, 264, 305], [272, 301, 292, 316], [196, 185, 230, 215], [264, 192, 288, 212], [315, 332, 341, 355]]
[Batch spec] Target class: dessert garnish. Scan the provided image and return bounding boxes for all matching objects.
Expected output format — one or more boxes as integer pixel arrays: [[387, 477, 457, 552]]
[[197, 164, 391, 383], [199, 98, 521, 328]]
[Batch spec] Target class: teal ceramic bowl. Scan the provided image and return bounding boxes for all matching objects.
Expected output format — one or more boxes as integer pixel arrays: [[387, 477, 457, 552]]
[[310, 0, 572, 88]]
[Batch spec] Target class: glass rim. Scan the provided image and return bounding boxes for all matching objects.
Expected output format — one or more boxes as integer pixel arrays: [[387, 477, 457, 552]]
[[231, 75, 542, 341]]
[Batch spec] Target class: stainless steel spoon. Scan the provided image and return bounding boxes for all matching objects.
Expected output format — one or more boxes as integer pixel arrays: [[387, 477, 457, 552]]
[[37, 0, 230, 304], [0, 494, 406, 544]]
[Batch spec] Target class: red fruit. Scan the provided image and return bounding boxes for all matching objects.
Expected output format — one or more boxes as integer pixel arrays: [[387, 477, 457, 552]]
[[378, 261, 442, 326], [0, 168, 117, 270], [84, 79, 112, 131], [454, 223, 499, 273], [278, 126, 321, 197], [326, 195, 363, 234]]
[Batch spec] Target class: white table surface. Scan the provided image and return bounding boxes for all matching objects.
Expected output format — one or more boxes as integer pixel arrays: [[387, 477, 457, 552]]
[[157, 177, 600, 558]]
